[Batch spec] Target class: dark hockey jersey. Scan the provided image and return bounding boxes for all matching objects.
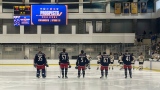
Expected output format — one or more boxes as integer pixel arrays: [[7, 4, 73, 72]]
[[100, 54, 111, 66], [122, 54, 133, 65], [76, 53, 89, 66], [59, 52, 69, 63], [34, 53, 47, 65]]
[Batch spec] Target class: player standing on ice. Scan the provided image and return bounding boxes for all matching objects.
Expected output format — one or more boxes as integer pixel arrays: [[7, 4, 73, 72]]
[[75, 50, 89, 78], [138, 52, 144, 70], [96, 52, 101, 70], [122, 50, 133, 78], [118, 53, 123, 70], [131, 53, 136, 70], [59, 48, 71, 79], [86, 54, 92, 69], [109, 52, 114, 70], [34, 51, 49, 78], [100, 52, 111, 79]]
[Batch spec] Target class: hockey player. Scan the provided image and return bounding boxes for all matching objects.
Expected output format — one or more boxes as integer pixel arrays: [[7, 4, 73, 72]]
[[118, 53, 123, 70], [34, 51, 49, 78], [100, 52, 110, 78], [96, 52, 101, 70], [109, 52, 114, 70], [59, 48, 71, 79], [138, 53, 144, 70], [122, 50, 133, 78], [86, 54, 92, 69], [131, 53, 136, 70], [76, 50, 89, 78]]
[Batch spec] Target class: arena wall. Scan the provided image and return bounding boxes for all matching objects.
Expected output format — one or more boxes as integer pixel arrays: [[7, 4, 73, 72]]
[[0, 60, 159, 71], [0, 33, 135, 43]]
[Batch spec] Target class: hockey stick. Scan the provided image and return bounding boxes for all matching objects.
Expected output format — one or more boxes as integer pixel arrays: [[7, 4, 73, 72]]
[[58, 66, 61, 78], [45, 66, 47, 77]]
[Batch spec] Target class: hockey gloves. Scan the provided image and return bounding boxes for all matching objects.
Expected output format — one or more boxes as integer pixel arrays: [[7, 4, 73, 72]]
[[68, 65, 71, 68], [75, 66, 78, 69], [45, 64, 49, 67]]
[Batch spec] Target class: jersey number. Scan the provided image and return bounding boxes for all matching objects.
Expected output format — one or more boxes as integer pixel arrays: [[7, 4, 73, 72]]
[[126, 56, 130, 61], [81, 58, 84, 62], [38, 56, 42, 61], [62, 55, 66, 60], [103, 58, 108, 63]]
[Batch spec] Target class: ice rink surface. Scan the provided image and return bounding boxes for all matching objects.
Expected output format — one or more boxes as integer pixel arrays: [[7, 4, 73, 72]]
[[0, 66, 160, 90]]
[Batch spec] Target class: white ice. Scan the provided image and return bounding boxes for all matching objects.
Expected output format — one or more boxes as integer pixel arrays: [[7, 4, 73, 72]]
[[0, 66, 160, 90]]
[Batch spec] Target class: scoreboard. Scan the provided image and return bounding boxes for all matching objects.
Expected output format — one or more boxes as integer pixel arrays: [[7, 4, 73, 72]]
[[13, 5, 68, 26], [14, 6, 30, 15], [14, 5, 31, 26]]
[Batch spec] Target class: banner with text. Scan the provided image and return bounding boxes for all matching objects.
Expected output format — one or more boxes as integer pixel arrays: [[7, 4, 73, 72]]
[[31, 5, 68, 25], [131, 2, 138, 14], [140, 2, 147, 13], [114, 3, 121, 14], [123, 2, 130, 14]]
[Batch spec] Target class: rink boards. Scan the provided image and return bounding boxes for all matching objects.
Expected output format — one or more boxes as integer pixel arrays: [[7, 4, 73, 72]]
[[0, 59, 159, 71]]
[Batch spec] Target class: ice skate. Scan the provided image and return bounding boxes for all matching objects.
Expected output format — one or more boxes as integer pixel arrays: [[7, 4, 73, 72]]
[[65, 76, 68, 79], [78, 75, 80, 78], [62, 76, 64, 79], [100, 76, 104, 79]]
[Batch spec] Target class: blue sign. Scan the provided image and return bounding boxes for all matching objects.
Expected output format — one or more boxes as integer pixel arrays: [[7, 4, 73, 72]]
[[31, 5, 68, 25], [14, 16, 31, 26], [14, 16, 20, 26]]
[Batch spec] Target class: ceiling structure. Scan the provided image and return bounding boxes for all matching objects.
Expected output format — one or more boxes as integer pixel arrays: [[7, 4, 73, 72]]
[[1, 0, 110, 4]]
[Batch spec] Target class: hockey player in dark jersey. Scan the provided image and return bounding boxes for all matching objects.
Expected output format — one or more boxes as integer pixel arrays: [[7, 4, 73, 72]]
[[75, 50, 89, 78], [34, 51, 49, 78], [59, 48, 71, 79], [122, 50, 133, 78], [100, 52, 111, 78]]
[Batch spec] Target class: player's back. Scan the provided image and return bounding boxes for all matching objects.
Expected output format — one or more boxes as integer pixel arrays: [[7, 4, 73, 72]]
[[77, 53, 88, 66], [122, 54, 133, 65], [101, 54, 110, 66], [34, 53, 46, 65], [59, 52, 69, 63]]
